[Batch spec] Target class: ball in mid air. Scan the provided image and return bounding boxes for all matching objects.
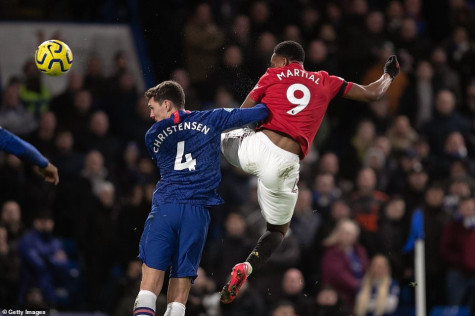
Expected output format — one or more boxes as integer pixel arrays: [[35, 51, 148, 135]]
[[35, 40, 73, 76]]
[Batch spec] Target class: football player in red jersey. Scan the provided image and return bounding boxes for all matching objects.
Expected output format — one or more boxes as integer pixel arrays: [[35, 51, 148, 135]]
[[220, 40, 400, 303]]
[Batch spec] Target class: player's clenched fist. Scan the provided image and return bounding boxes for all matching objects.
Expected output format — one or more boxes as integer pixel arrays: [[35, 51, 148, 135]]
[[384, 55, 400, 79]]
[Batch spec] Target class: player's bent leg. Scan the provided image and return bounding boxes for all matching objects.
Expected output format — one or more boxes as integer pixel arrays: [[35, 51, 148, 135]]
[[245, 222, 288, 271], [221, 128, 257, 172], [163, 278, 191, 316], [220, 128, 245, 168], [134, 264, 166, 316]]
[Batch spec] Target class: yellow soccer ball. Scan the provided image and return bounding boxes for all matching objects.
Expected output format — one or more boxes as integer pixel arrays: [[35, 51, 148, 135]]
[[35, 40, 73, 76]]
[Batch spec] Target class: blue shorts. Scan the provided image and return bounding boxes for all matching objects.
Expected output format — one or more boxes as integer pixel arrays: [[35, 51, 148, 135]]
[[138, 203, 210, 281]]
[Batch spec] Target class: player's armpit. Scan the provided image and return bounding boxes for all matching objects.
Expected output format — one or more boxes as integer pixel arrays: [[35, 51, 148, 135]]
[[240, 95, 258, 109]]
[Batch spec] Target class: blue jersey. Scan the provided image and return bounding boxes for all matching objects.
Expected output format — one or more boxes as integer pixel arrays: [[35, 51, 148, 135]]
[[145, 104, 268, 206]]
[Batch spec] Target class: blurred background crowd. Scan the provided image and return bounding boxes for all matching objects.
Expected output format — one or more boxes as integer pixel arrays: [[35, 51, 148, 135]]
[[0, 0, 475, 315]]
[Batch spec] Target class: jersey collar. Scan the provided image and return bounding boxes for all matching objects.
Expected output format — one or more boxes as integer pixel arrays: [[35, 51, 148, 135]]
[[170, 110, 191, 124]]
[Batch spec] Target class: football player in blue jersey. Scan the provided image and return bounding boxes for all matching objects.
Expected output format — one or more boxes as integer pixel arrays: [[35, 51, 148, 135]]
[[133, 81, 268, 316], [0, 126, 59, 185]]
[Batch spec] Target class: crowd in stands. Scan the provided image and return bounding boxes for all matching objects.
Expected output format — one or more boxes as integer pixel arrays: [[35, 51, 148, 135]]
[[1, 0, 475, 315]]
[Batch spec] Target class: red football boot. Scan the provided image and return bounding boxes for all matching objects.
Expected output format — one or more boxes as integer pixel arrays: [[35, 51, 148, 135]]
[[220, 263, 249, 304]]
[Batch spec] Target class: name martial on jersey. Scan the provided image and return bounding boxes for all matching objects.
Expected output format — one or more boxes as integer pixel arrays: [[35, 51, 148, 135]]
[[152, 121, 211, 153], [276, 68, 321, 85]]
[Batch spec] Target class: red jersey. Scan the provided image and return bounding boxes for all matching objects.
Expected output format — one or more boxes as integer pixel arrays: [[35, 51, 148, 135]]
[[249, 62, 353, 159]]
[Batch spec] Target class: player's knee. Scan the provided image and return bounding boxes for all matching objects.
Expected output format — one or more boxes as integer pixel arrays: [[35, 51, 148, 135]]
[[267, 222, 289, 236]]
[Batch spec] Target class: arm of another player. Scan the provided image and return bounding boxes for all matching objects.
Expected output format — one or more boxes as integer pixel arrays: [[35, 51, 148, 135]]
[[344, 55, 400, 102], [240, 94, 258, 109], [0, 128, 59, 185], [214, 103, 269, 132]]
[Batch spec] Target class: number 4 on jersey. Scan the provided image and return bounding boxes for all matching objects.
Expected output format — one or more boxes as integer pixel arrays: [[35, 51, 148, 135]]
[[174, 141, 196, 171]]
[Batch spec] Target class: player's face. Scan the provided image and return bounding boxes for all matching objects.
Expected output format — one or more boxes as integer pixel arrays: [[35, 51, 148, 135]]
[[148, 98, 169, 122], [270, 53, 288, 68]]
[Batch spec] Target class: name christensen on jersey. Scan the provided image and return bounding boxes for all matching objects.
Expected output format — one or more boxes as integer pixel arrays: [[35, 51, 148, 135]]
[[152, 121, 211, 153]]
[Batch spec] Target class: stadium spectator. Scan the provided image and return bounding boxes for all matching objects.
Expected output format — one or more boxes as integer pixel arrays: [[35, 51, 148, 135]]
[[83, 54, 107, 98], [106, 71, 139, 138], [366, 98, 392, 135], [385, 0, 404, 40], [431, 47, 462, 103], [204, 212, 253, 287], [183, 3, 224, 89], [440, 197, 475, 309], [386, 148, 421, 194], [220, 280, 266, 316], [0, 154, 28, 205], [321, 219, 369, 311], [378, 197, 410, 281], [313, 286, 347, 316], [350, 167, 389, 255], [0, 84, 37, 136], [28, 111, 56, 158], [60, 89, 93, 150], [19, 61, 50, 119], [404, 182, 451, 310], [278, 268, 313, 316], [85, 111, 122, 168], [291, 187, 321, 252], [446, 26, 475, 89], [0, 224, 21, 306], [246, 32, 277, 79], [443, 177, 472, 217], [423, 89, 470, 156], [362, 146, 389, 192], [49, 72, 84, 120], [0, 200, 25, 244], [206, 45, 253, 102], [227, 15, 252, 52], [269, 300, 297, 316], [399, 60, 435, 129], [354, 255, 399, 316], [341, 119, 376, 181], [17, 211, 68, 306], [435, 131, 471, 179], [386, 115, 418, 155], [311, 172, 341, 217], [80, 181, 118, 310], [186, 267, 221, 316], [170, 69, 199, 111], [305, 39, 339, 75], [113, 260, 142, 316]]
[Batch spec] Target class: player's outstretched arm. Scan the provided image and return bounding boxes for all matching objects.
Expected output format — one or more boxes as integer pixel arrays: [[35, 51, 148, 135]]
[[344, 55, 400, 102], [0, 128, 59, 185]]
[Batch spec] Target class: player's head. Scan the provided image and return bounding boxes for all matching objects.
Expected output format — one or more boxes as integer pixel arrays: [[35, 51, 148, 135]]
[[271, 40, 305, 68], [145, 80, 185, 122]]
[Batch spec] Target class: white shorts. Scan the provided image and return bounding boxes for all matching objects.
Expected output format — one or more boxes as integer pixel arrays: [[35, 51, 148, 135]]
[[221, 128, 300, 225]]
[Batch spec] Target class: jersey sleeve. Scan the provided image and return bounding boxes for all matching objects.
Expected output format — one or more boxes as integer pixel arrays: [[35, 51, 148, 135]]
[[210, 104, 269, 132], [248, 69, 273, 102], [0, 127, 49, 168], [321, 71, 353, 99]]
